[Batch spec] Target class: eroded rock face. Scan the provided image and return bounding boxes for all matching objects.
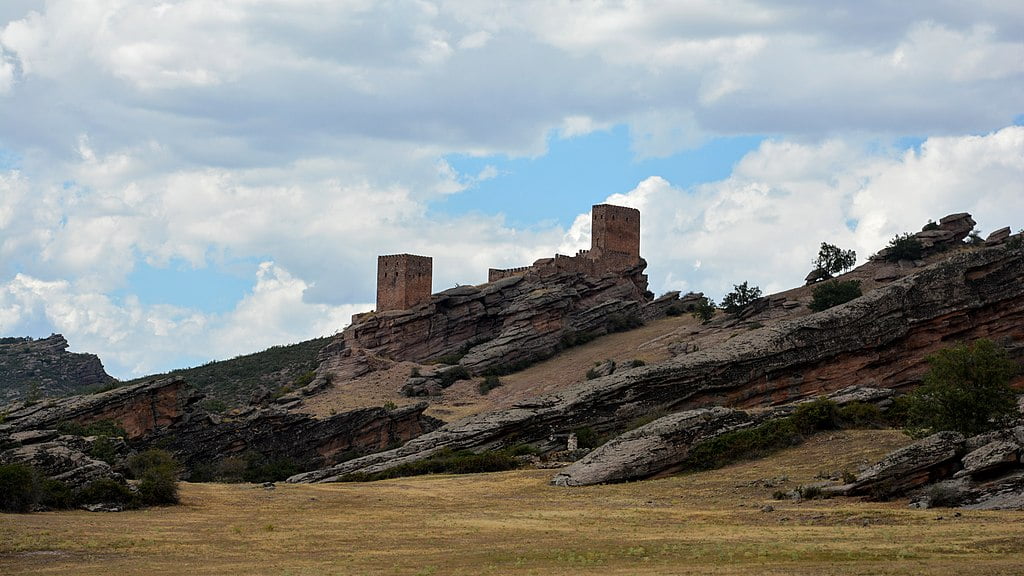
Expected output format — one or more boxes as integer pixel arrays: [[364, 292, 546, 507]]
[[291, 244, 1024, 483], [318, 263, 658, 381], [144, 403, 442, 478], [3, 378, 200, 439]]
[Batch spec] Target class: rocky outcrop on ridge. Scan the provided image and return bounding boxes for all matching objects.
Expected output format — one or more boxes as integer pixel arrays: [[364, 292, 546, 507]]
[[0, 334, 115, 402], [313, 262, 672, 388], [291, 242, 1024, 483]]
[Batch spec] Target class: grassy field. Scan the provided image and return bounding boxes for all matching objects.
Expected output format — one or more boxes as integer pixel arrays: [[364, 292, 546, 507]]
[[2, 430, 1023, 575]]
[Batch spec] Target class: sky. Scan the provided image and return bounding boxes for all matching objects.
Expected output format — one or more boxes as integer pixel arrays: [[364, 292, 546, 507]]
[[0, 1, 1022, 379]]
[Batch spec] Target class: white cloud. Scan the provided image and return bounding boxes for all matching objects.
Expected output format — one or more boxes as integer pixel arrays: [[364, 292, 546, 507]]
[[600, 126, 1024, 300]]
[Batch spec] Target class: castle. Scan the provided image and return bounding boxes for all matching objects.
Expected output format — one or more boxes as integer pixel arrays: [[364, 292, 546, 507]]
[[375, 203, 643, 312]]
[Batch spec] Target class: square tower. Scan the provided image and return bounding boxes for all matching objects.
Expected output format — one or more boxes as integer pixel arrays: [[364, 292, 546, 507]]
[[591, 204, 640, 259], [377, 254, 433, 312]]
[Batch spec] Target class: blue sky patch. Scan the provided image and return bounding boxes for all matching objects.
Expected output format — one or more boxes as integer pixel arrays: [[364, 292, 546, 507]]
[[438, 126, 765, 228], [112, 259, 258, 314]]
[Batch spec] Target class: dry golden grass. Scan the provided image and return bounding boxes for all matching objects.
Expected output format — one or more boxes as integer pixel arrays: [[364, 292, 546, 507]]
[[3, 429, 1024, 575]]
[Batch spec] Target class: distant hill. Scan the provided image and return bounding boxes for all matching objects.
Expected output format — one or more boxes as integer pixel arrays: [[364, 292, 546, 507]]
[[0, 334, 116, 403], [127, 337, 332, 410]]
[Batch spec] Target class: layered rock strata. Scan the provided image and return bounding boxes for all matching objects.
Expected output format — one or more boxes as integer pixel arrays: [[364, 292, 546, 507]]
[[291, 243, 1024, 483]]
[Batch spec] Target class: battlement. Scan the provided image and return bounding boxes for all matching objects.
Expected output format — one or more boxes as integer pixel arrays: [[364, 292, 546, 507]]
[[377, 254, 433, 312]]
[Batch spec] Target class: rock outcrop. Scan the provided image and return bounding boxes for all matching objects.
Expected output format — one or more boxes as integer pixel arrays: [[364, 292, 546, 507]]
[[143, 403, 442, 479], [292, 242, 1024, 483], [315, 262, 662, 387], [550, 407, 752, 486], [837, 424, 1024, 510], [0, 334, 115, 402], [3, 378, 200, 439], [0, 428, 123, 491]]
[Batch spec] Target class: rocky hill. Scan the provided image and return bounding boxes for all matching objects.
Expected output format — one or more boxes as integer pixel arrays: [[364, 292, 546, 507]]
[[0, 334, 115, 403]]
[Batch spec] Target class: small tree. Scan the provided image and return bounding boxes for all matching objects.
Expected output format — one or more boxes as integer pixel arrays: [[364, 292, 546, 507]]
[[128, 449, 180, 505], [904, 339, 1019, 437], [884, 233, 923, 262], [691, 296, 716, 323], [809, 280, 862, 312], [721, 282, 762, 315], [812, 242, 857, 279]]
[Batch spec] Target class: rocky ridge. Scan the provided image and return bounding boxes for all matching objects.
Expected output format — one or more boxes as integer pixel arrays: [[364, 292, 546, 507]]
[[290, 239, 1024, 483]]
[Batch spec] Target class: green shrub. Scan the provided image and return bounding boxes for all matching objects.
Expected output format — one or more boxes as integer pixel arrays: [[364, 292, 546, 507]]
[[438, 365, 472, 388], [606, 312, 643, 333], [681, 418, 800, 471], [128, 449, 180, 506], [628, 359, 646, 368], [665, 303, 686, 317], [339, 448, 521, 482], [39, 478, 74, 509], [88, 436, 122, 465], [478, 375, 502, 395], [241, 453, 301, 484], [721, 282, 762, 315], [922, 220, 940, 231], [573, 426, 605, 449], [796, 485, 828, 500], [966, 230, 984, 246], [57, 419, 127, 438], [884, 233, 923, 261], [690, 297, 716, 323], [77, 478, 133, 505], [0, 463, 39, 513], [291, 370, 316, 388], [837, 402, 885, 428], [433, 352, 465, 365], [790, 398, 840, 434], [903, 339, 1019, 437], [809, 280, 862, 312]]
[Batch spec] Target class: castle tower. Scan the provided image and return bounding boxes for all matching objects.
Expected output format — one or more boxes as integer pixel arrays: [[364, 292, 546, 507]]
[[591, 204, 640, 263], [376, 254, 433, 312]]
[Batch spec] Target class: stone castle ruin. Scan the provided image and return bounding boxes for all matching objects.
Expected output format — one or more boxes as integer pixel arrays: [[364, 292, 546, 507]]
[[376, 254, 433, 312], [489, 203, 643, 282], [374, 204, 645, 313]]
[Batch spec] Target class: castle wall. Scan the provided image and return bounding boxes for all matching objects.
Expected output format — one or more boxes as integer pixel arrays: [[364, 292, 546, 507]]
[[377, 254, 433, 312]]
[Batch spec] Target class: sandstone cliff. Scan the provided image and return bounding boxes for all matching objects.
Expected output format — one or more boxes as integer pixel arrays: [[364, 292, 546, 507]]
[[290, 240, 1024, 483]]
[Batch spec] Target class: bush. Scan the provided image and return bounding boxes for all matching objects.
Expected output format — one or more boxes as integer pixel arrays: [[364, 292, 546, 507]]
[[573, 426, 605, 449], [903, 339, 1019, 437], [128, 449, 180, 505], [812, 242, 857, 278], [339, 448, 521, 482], [809, 280, 862, 312], [0, 463, 39, 513], [721, 282, 762, 315], [241, 452, 301, 484], [438, 365, 472, 388], [884, 233, 923, 261], [606, 312, 643, 333], [790, 398, 840, 434], [837, 402, 885, 428], [57, 419, 126, 438], [478, 375, 502, 395], [681, 418, 800, 471], [690, 297, 716, 323], [77, 478, 133, 506]]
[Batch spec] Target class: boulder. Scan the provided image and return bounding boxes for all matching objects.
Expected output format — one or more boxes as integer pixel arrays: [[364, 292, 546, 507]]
[[550, 407, 751, 486], [848, 431, 966, 499], [956, 440, 1021, 479], [986, 227, 1012, 245]]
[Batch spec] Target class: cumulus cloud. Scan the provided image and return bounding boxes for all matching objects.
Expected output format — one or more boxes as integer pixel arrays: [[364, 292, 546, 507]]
[[592, 126, 1024, 299]]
